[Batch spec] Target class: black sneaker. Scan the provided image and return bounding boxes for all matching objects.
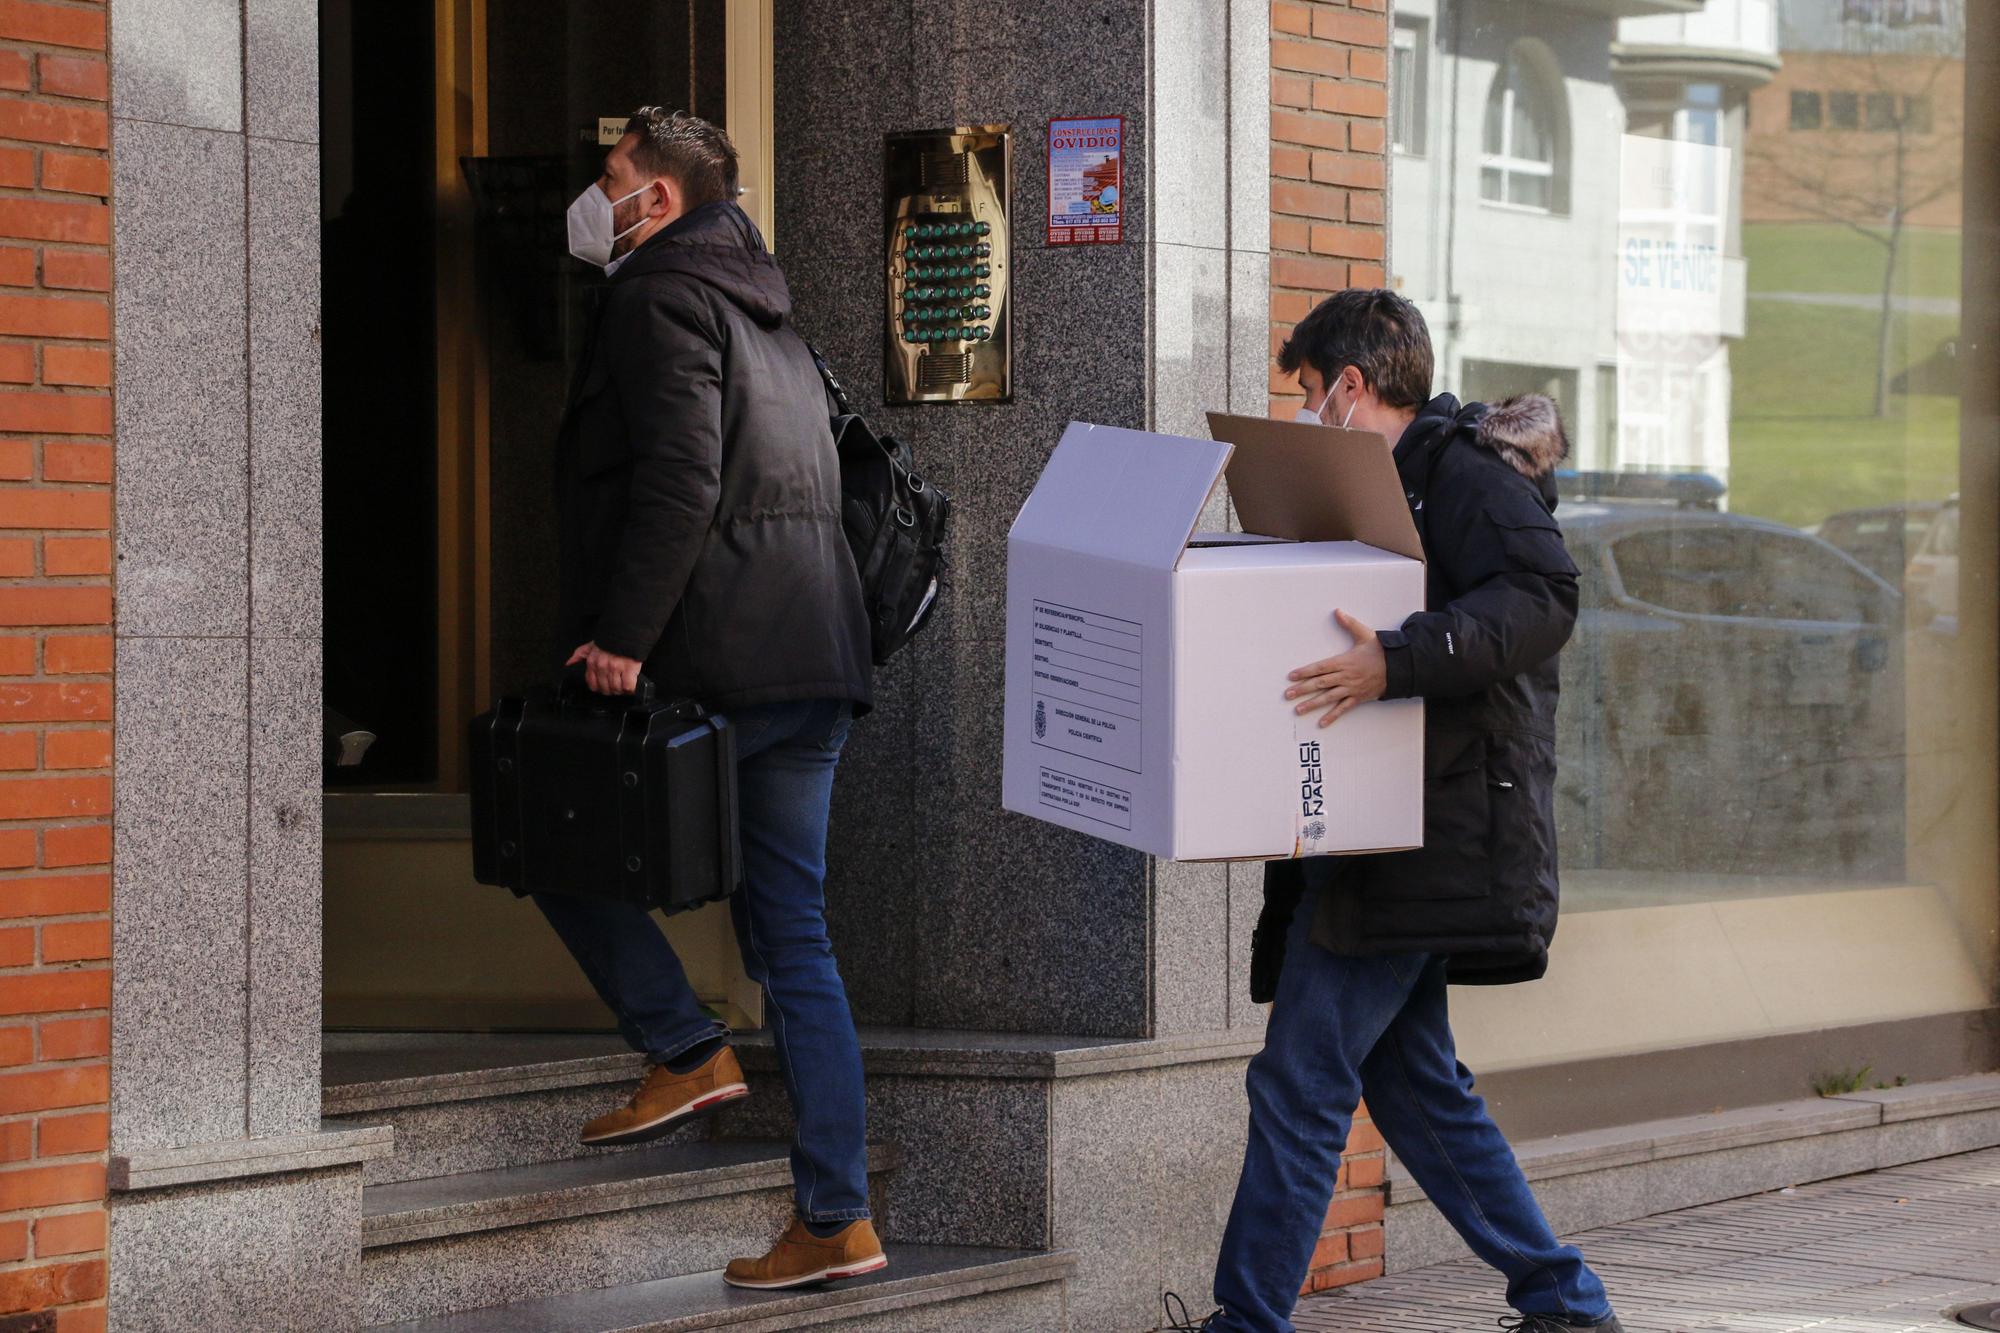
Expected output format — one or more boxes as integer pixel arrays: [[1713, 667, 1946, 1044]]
[[1161, 1292, 1219, 1331], [1499, 1316, 1626, 1333]]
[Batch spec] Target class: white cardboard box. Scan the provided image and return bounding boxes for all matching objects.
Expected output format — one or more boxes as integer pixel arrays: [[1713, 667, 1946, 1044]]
[[1001, 419, 1426, 862]]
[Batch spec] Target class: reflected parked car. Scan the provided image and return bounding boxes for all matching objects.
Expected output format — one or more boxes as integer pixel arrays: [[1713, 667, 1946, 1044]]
[[1903, 496, 1959, 633], [1555, 501, 1905, 882], [1813, 501, 1942, 588]]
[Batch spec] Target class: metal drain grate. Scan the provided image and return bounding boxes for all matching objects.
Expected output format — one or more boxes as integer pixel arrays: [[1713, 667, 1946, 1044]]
[[1949, 1302, 2000, 1330]]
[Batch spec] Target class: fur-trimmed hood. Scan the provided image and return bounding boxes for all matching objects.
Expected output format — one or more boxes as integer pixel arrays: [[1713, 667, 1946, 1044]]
[[1473, 394, 1569, 480]]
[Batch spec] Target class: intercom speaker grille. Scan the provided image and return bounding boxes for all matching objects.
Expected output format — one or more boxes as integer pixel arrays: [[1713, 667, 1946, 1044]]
[[919, 151, 972, 190], [917, 352, 973, 389]]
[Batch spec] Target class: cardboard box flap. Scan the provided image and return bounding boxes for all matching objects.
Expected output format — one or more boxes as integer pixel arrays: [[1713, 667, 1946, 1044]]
[[1010, 421, 1234, 569], [1205, 412, 1424, 563]]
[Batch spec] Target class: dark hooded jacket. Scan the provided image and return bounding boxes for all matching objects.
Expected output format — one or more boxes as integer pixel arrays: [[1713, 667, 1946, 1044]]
[[1254, 393, 1578, 992], [554, 201, 872, 713]]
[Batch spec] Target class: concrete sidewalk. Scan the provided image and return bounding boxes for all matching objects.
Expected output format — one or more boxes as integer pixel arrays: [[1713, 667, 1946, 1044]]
[[1294, 1146, 2000, 1333]]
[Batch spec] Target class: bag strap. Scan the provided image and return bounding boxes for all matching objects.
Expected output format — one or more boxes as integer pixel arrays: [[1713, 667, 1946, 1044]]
[[801, 338, 854, 417]]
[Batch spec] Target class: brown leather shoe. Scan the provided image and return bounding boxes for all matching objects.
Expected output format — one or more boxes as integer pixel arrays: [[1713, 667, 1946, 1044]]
[[579, 1047, 748, 1146], [722, 1217, 888, 1290]]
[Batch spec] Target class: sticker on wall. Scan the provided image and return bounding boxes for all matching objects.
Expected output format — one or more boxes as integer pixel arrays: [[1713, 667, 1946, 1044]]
[[1047, 116, 1123, 245]]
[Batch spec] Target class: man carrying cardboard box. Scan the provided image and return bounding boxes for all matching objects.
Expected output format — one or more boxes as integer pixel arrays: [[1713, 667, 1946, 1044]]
[[1178, 291, 1623, 1333]]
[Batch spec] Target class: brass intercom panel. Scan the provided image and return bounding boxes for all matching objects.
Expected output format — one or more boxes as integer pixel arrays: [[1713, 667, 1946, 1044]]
[[885, 127, 1011, 404]]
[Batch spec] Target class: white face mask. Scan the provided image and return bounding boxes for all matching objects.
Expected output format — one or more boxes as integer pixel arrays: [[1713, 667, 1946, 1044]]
[[567, 181, 657, 269], [1294, 381, 1359, 430]]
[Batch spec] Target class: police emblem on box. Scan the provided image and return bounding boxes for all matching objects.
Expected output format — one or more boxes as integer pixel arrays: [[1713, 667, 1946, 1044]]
[[1034, 699, 1047, 739]]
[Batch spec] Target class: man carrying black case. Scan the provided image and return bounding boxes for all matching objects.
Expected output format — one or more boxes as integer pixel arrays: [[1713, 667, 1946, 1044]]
[[537, 107, 880, 1290]]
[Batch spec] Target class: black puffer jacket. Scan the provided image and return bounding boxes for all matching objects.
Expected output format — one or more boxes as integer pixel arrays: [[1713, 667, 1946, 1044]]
[[1254, 393, 1578, 992], [554, 202, 872, 713]]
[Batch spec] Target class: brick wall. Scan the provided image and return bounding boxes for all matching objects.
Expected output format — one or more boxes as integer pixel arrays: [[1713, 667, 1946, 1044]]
[[1270, 0, 1393, 1294], [1271, 0, 1389, 419], [0, 2, 112, 1329]]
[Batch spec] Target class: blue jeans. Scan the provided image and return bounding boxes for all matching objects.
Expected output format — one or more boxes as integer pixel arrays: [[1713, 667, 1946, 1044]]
[[1211, 886, 1611, 1332], [532, 698, 871, 1224]]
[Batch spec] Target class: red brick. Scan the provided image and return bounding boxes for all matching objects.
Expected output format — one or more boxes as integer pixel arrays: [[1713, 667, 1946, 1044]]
[[0, 730, 30, 769], [37, 1017, 104, 1062], [1273, 253, 1350, 293], [1272, 1, 1311, 36], [37, 1110, 104, 1156], [1311, 151, 1385, 190], [38, 920, 104, 962], [0, 393, 106, 436], [0, 198, 106, 245], [1272, 39, 1345, 78], [39, 638, 108, 676], [1311, 224, 1386, 261], [0, 681, 108, 721], [1325, 1191, 1384, 1228], [0, 538, 29, 575], [1348, 1225, 1385, 1259], [1273, 289, 1315, 324], [37, 55, 107, 102], [1344, 1154, 1385, 1187], [40, 151, 106, 198], [1274, 179, 1346, 221], [40, 345, 106, 387], [0, 873, 109, 917], [41, 538, 106, 576], [1352, 0, 1389, 10], [0, 442, 28, 481], [0, 1063, 105, 1115], [0, 490, 108, 530], [0, 929, 26, 970], [1271, 217, 1311, 252], [1301, 1256, 1382, 1294], [0, 99, 106, 150], [34, 1209, 103, 1258], [0, 639, 25, 676], [1308, 1229, 1349, 1270], [0, 1022, 29, 1061], [0, 588, 110, 626], [0, 2, 107, 51], [1272, 72, 1312, 109], [0, 1256, 107, 1313], [0, 295, 105, 340], [1272, 109, 1346, 152], [1350, 262, 1386, 288], [0, 147, 30, 190], [0, 51, 26, 93], [0, 1118, 25, 1161], [0, 345, 31, 386], [40, 250, 106, 292], [0, 247, 31, 288], [40, 444, 106, 484], [1350, 48, 1387, 82], [0, 1219, 23, 1262], [39, 826, 106, 868], [1348, 192, 1385, 225], [0, 775, 108, 819], [56, 1307, 105, 1333], [1314, 82, 1388, 118], [1271, 144, 1311, 180], [1350, 120, 1386, 153], [1312, 9, 1388, 46], [0, 828, 30, 867]]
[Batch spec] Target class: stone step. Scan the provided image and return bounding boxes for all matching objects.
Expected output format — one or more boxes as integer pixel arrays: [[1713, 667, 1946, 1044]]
[[325, 1033, 673, 1184], [360, 1139, 898, 1325], [361, 1245, 1076, 1332]]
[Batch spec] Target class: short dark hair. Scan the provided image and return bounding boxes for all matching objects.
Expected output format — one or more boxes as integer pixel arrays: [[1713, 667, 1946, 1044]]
[[623, 107, 739, 211], [1277, 289, 1434, 410]]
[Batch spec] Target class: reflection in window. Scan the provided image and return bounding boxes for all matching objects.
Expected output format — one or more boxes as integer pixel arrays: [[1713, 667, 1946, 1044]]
[[1481, 42, 1565, 212], [1791, 90, 1823, 129], [1904, 93, 1934, 132], [1829, 90, 1860, 127], [1865, 90, 1897, 129], [1392, 18, 1428, 156]]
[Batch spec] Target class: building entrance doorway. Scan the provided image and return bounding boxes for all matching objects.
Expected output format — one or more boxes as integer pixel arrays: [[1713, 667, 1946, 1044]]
[[318, 0, 772, 1033]]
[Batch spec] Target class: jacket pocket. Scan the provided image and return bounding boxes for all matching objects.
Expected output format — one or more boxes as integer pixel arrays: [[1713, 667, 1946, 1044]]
[[1350, 729, 1493, 902]]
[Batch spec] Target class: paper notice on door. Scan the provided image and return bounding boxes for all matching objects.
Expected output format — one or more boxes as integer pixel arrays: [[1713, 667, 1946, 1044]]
[[1028, 600, 1142, 774]]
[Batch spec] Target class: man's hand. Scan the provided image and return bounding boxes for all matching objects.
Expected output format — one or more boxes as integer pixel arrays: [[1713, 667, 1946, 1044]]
[[567, 641, 644, 697], [1286, 609, 1386, 728]]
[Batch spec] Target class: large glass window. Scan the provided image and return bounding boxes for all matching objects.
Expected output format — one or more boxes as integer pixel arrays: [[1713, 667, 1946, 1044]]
[[1391, 0, 1993, 1073]]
